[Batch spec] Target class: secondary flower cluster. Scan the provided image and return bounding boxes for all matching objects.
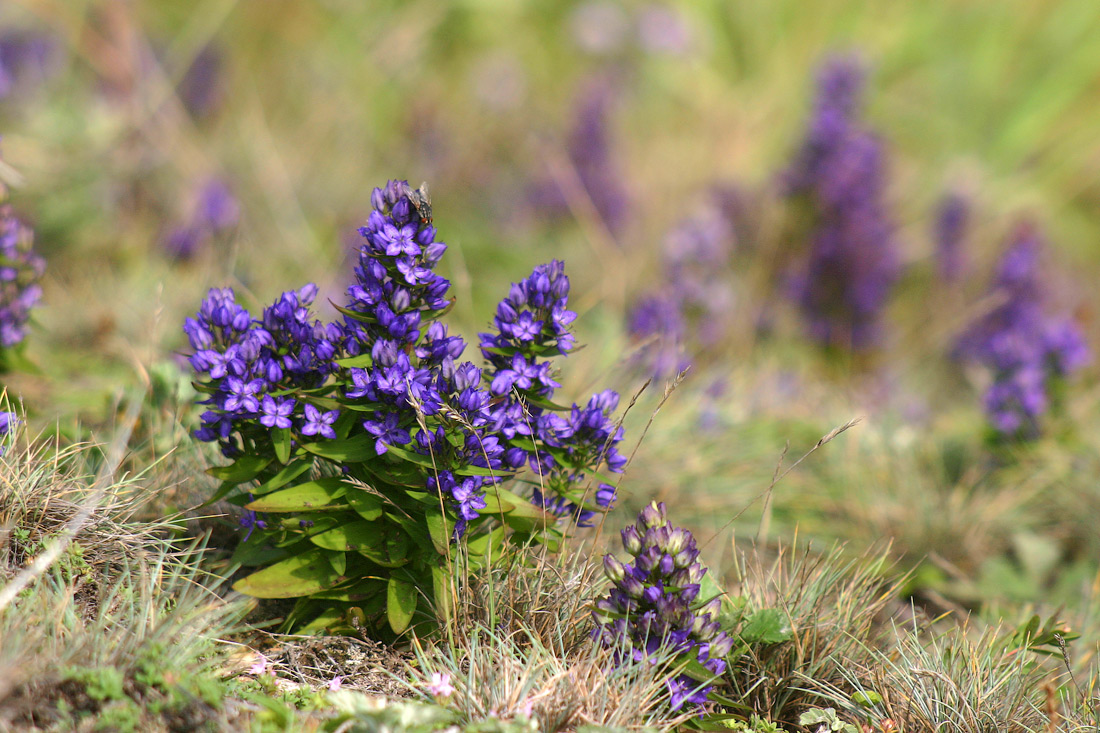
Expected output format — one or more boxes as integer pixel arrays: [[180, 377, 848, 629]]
[[782, 54, 899, 350], [0, 174, 45, 357], [480, 259, 625, 526], [163, 178, 240, 260], [186, 179, 625, 540], [955, 222, 1088, 437], [594, 501, 733, 710], [627, 202, 735, 380]]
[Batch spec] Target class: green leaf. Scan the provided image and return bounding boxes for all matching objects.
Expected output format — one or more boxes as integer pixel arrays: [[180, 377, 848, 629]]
[[431, 564, 452, 624], [272, 428, 292, 464], [454, 463, 513, 478], [334, 353, 374, 368], [387, 575, 418, 634], [493, 487, 553, 521], [327, 550, 347, 576], [206, 455, 271, 483], [381, 443, 438, 469], [425, 508, 451, 555], [331, 302, 376, 323], [301, 433, 377, 463], [346, 487, 384, 520], [480, 489, 516, 515], [232, 549, 344, 599], [851, 691, 883, 707], [739, 608, 793, 645], [252, 459, 313, 496], [310, 520, 385, 552], [465, 525, 505, 557], [245, 477, 348, 512]]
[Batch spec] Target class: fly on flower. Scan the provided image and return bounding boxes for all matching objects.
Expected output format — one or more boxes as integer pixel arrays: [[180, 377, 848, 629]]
[[402, 182, 433, 226]]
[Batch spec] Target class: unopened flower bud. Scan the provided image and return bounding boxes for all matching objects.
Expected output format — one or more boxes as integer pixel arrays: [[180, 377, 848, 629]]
[[603, 554, 626, 583], [621, 575, 644, 600], [621, 525, 642, 555], [638, 501, 665, 530], [709, 632, 735, 658]]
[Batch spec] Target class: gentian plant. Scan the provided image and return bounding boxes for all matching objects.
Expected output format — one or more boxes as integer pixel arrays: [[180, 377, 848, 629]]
[[185, 180, 626, 635], [594, 501, 733, 710], [782, 54, 899, 350]]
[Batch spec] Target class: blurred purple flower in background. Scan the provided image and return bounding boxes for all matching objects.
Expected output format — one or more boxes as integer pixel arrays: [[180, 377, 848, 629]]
[[934, 191, 969, 283], [161, 177, 240, 261], [530, 76, 629, 237], [177, 44, 225, 119], [0, 30, 57, 100], [782, 54, 900, 350], [956, 221, 1088, 438], [627, 201, 735, 380], [0, 163, 45, 357]]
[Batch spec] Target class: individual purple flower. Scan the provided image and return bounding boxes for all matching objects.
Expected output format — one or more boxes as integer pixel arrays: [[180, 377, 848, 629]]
[[363, 412, 411, 454], [781, 53, 899, 350], [0, 31, 57, 100], [301, 403, 339, 439], [956, 221, 1089, 438], [593, 501, 732, 710], [259, 395, 295, 429]]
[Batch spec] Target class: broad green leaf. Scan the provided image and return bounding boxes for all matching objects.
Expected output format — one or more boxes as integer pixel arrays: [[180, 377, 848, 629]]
[[272, 427, 292, 464], [331, 302, 376, 323], [310, 520, 385, 552], [233, 549, 344, 599], [465, 525, 505, 557], [381, 443, 438, 469], [252, 459, 313, 496], [346, 488, 384, 520], [454, 463, 513, 478], [246, 477, 349, 512], [431, 564, 452, 624], [334, 353, 374, 368], [851, 691, 883, 707], [310, 577, 384, 602], [206, 455, 271, 483], [425, 508, 451, 555], [354, 525, 411, 568], [480, 488, 516, 515], [493, 487, 554, 521], [327, 550, 347, 576], [387, 575, 417, 634], [301, 433, 377, 463], [739, 608, 793, 645]]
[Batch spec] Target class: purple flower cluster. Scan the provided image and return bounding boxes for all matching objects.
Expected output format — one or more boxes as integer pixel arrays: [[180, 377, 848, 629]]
[[186, 180, 626, 539], [163, 178, 240, 260], [0, 192, 45, 354], [956, 222, 1089, 437], [594, 501, 733, 710], [185, 283, 340, 455], [934, 191, 969, 283], [480, 260, 626, 526], [782, 54, 899, 349], [530, 76, 629, 237], [627, 203, 735, 379]]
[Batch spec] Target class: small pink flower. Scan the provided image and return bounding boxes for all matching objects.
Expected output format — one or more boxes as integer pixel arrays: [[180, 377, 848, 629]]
[[328, 675, 344, 691], [427, 671, 455, 698], [248, 655, 269, 676]]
